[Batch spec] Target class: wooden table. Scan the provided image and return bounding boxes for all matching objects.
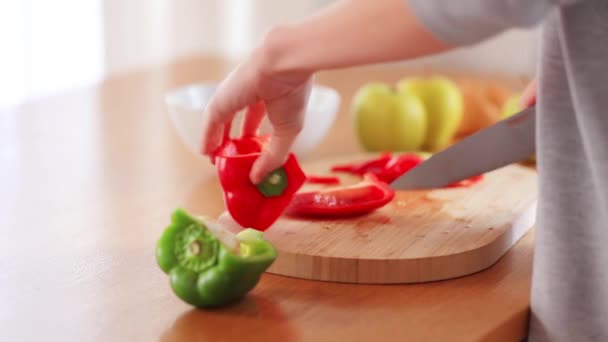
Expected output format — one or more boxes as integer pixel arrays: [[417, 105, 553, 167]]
[[0, 56, 533, 341]]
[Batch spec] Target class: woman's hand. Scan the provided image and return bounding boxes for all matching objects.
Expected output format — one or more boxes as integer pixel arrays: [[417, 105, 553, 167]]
[[200, 46, 313, 184]]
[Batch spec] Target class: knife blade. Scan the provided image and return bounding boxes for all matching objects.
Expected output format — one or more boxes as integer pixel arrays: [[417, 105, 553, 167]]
[[390, 106, 536, 190]]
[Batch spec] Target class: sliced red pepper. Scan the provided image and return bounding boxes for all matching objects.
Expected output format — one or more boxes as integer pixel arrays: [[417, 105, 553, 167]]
[[331, 152, 392, 175], [215, 137, 306, 231], [214, 134, 270, 157], [286, 173, 394, 217], [376, 154, 424, 183], [305, 174, 341, 185], [447, 174, 484, 188], [328, 153, 484, 188], [330, 152, 424, 184]]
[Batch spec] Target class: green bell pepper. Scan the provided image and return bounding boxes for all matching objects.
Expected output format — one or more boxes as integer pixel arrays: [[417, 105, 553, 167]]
[[156, 208, 277, 308]]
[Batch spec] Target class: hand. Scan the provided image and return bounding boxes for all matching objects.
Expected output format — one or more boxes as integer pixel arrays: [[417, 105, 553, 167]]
[[200, 47, 313, 184], [201, 0, 450, 184], [520, 78, 537, 108]]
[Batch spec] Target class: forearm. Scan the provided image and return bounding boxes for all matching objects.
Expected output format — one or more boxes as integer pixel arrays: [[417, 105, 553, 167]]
[[257, 0, 450, 76]]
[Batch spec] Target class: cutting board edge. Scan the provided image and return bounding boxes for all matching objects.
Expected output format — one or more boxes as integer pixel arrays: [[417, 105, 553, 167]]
[[265, 201, 537, 284]]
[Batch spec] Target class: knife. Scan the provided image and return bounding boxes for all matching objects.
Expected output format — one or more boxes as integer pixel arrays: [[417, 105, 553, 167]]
[[390, 106, 536, 190]]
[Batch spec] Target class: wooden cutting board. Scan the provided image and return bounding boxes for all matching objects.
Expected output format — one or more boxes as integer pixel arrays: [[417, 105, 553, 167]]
[[264, 154, 538, 284]]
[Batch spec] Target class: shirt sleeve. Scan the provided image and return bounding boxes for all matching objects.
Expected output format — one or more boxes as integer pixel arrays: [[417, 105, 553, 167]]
[[407, 0, 581, 46]]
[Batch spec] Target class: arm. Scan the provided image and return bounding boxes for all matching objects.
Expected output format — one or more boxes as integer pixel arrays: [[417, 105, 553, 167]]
[[257, 0, 450, 75], [260, 0, 587, 74], [202, 0, 450, 183], [202, 0, 570, 183]]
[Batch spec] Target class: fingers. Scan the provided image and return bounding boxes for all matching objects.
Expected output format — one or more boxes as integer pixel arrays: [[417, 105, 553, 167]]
[[222, 121, 233, 145], [241, 101, 267, 136], [520, 78, 537, 108], [200, 108, 225, 158], [202, 122, 233, 164], [200, 98, 236, 158], [250, 129, 300, 184], [249, 82, 310, 184], [200, 66, 257, 158]]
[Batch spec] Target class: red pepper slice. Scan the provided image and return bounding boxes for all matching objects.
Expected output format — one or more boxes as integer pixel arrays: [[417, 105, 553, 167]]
[[214, 134, 270, 157], [329, 153, 482, 188], [331, 152, 392, 175], [376, 154, 424, 183], [305, 174, 341, 185], [286, 173, 395, 217], [446, 174, 484, 188], [330, 152, 424, 184], [215, 137, 306, 231]]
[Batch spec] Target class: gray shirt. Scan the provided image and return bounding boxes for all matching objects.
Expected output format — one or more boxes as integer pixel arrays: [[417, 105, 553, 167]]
[[408, 0, 608, 341]]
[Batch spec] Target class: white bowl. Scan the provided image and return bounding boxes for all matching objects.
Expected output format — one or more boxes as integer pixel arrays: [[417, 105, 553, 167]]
[[164, 82, 341, 158]]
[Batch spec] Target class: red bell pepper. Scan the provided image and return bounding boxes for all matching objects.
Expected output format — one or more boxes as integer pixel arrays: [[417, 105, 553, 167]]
[[286, 173, 395, 217], [305, 174, 341, 185], [215, 136, 306, 231]]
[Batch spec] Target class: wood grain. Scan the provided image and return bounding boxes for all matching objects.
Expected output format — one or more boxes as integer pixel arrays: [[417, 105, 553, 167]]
[[0, 56, 535, 341], [266, 154, 537, 283]]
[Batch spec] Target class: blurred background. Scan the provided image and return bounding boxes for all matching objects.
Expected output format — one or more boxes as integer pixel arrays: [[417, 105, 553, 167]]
[[0, 0, 539, 108]]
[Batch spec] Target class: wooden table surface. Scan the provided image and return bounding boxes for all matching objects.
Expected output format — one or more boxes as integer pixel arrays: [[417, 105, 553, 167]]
[[0, 56, 534, 342]]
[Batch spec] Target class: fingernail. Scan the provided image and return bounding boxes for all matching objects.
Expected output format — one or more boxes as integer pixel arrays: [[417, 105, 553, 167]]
[[250, 171, 260, 184], [250, 165, 263, 184]]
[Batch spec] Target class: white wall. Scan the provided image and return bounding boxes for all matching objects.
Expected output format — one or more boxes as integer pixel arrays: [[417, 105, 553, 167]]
[[0, 0, 104, 106], [102, 0, 327, 74], [102, 0, 223, 75], [103, 0, 539, 77], [1, 0, 538, 107]]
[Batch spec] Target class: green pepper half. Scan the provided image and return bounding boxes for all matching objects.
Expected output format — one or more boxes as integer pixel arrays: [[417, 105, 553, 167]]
[[156, 208, 277, 308]]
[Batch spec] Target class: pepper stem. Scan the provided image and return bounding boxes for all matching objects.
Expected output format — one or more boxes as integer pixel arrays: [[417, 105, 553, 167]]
[[268, 173, 282, 185], [257, 168, 288, 197]]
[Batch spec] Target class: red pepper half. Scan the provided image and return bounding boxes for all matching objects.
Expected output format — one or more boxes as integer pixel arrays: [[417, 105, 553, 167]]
[[286, 173, 395, 217], [305, 174, 341, 185], [215, 137, 306, 231]]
